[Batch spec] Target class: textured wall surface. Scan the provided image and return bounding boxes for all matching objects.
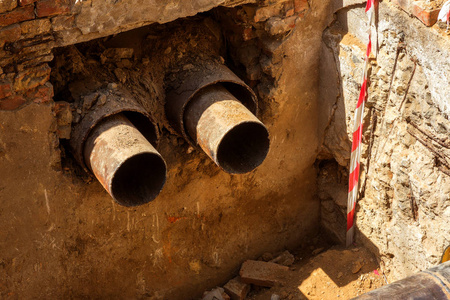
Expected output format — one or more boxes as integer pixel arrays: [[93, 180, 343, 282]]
[[318, 2, 450, 282], [0, 0, 332, 298]]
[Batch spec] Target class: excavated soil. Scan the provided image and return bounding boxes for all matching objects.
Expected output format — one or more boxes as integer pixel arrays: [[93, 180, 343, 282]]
[[248, 244, 385, 300]]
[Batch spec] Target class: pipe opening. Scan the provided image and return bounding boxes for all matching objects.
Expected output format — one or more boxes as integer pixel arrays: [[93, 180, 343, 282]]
[[84, 113, 166, 206], [217, 121, 270, 174], [111, 152, 167, 206]]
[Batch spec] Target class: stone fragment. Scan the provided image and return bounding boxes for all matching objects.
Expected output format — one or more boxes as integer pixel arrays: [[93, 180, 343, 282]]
[[294, 0, 310, 14], [352, 259, 363, 274], [223, 277, 250, 300], [36, 0, 71, 18], [270, 250, 295, 266], [203, 287, 230, 300], [114, 68, 127, 84], [265, 16, 297, 36], [82, 93, 99, 110], [0, 0, 17, 14], [54, 101, 73, 139], [240, 260, 289, 287], [0, 5, 35, 27], [20, 19, 52, 38], [254, 3, 284, 22]]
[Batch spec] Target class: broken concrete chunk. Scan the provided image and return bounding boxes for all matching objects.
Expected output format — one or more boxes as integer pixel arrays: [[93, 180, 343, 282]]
[[270, 250, 295, 266], [223, 276, 250, 300], [202, 287, 230, 300], [239, 260, 289, 287]]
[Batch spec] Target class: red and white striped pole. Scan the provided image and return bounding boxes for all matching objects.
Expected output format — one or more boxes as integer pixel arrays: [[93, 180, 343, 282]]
[[438, 0, 450, 31], [346, 0, 378, 247]]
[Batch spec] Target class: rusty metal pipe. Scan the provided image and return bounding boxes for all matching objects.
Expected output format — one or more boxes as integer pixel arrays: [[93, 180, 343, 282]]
[[354, 261, 450, 299], [185, 84, 269, 174], [84, 113, 166, 206]]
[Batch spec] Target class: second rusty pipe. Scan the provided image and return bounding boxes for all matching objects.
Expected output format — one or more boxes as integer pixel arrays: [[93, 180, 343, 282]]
[[184, 84, 270, 174], [84, 113, 167, 206]]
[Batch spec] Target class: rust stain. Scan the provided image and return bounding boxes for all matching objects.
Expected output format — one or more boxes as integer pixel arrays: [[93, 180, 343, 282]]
[[167, 216, 185, 223]]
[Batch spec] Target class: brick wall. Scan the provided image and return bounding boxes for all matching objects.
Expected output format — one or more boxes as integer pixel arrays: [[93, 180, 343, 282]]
[[0, 0, 72, 110]]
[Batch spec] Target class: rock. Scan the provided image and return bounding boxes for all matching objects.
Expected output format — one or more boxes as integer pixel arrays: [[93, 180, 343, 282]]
[[352, 259, 363, 274], [265, 16, 297, 36], [262, 252, 274, 262], [270, 251, 295, 266], [223, 277, 250, 300], [240, 260, 289, 287]]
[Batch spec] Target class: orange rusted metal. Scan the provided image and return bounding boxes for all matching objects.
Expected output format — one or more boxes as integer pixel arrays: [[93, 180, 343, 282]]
[[165, 61, 269, 174], [84, 114, 166, 206]]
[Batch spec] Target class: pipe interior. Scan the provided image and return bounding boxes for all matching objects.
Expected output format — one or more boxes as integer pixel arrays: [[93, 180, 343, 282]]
[[122, 111, 158, 144], [217, 122, 270, 174], [111, 152, 167, 206]]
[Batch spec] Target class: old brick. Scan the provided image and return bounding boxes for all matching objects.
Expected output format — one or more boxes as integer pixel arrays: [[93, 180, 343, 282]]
[[223, 277, 250, 300], [0, 5, 35, 27], [19, 0, 38, 6], [16, 53, 54, 72], [26, 82, 54, 104], [0, 24, 21, 48], [412, 3, 441, 27], [0, 81, 12, 99], [239, 260, 289, 287], [20, 19, 52, 38], [270, 251, 295, 266], [0, 95, 26, 110], [36, 0, 71, 18], [14, 64, 51, 92], [0, 0, 17, 14]]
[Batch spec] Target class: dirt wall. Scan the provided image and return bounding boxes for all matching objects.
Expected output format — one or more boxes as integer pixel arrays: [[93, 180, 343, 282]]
[[0, 1, 334, 298]]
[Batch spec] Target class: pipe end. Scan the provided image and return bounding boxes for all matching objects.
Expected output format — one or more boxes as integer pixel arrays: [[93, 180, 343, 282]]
[[217, 121, 270, 174], [111, 152, 167, 207]]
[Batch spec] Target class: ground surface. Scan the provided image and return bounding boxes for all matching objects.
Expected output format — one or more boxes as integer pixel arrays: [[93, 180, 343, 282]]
[[248, 244, 385, 300]]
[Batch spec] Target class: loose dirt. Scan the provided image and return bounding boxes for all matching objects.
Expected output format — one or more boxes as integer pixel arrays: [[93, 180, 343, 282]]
[[248, 245, 385, 300]]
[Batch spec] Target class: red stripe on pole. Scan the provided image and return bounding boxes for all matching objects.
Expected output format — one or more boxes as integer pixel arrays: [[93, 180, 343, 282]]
[[352, 124, 363, 152], [347, 207, 355, 230], [356, 79, 367, 109], [348, 162, 360, 193], [366, 38, 372, 57], [365, 0, 373, 12]]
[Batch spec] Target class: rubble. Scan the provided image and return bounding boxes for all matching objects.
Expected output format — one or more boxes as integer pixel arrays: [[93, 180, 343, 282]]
[[239, 260, 289, 287]]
